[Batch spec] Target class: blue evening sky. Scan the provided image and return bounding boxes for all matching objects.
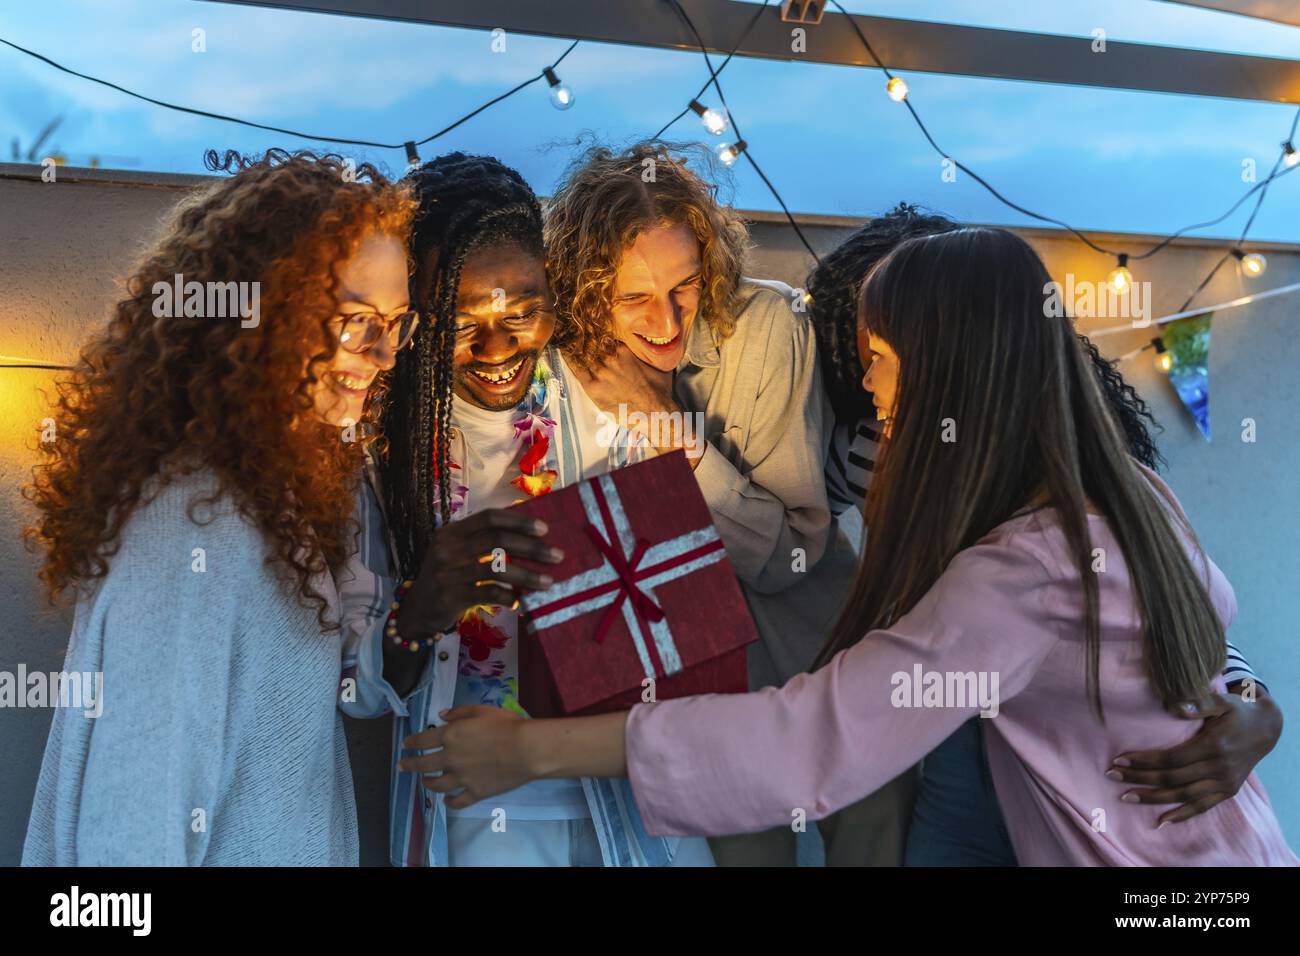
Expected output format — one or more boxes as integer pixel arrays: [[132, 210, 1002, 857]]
[[2, 0, 1298, 242]]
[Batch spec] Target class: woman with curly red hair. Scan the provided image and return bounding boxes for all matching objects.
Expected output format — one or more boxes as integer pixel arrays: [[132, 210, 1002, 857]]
[[21, 149, 415, 866]]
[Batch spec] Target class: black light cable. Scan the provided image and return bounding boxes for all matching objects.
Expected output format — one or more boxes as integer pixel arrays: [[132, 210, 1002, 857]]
[[0, 34, 579, 156], [665, 0, 822, 263], [827, 0, 1300, 266], [654, 0, 771, 140]]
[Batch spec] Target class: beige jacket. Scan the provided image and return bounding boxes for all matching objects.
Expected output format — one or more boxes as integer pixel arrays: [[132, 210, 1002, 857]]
[[674, 277, 859, 689]]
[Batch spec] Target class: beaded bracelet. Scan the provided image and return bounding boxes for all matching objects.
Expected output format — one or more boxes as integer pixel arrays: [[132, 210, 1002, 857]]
[[385, 579, 441, 652]]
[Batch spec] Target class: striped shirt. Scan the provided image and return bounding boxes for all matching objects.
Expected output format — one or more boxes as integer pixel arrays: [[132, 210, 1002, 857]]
[[824, 415, 1264, 689], [826, 417, 882, 517]]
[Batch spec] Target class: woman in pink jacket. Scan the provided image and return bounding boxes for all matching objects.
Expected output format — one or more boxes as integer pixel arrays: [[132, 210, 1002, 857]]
[[400, 226, 1296, 866]]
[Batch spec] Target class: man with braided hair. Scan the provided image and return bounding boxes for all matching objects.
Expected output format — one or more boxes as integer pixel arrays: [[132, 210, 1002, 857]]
[[337, 153, 714, 866]]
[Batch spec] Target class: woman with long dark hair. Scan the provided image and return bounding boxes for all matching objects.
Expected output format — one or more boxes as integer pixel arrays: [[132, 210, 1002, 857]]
[[808, 205, 1281, 866], [406, 227, 1295, 865]]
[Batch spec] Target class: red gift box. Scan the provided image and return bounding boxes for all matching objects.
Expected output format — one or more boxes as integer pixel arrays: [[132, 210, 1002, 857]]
[[511, 450, 757, 717]]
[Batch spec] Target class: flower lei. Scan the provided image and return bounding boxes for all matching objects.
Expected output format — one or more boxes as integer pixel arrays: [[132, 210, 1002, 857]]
[[447, 362, 558, 666], [508, 365, 559, 499]]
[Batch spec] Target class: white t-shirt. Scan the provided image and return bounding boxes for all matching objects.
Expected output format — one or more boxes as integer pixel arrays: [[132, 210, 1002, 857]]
[[445, 352, 631, 820]]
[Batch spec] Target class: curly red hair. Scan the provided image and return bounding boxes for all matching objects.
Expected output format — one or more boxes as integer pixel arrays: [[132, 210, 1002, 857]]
[[24, 149, 415, 629]]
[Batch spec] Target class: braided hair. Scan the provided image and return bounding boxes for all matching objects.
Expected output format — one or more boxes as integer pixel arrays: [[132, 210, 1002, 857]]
[[807, 202, 1164, 470], [377, 153, 545, 580]]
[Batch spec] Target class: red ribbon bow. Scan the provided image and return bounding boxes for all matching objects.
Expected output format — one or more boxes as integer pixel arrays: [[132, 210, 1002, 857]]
[[584, 522, 665, 644]]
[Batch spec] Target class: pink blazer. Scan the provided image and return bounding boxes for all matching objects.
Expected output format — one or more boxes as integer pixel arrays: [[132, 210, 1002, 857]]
[[625, 469, 1297, 866]]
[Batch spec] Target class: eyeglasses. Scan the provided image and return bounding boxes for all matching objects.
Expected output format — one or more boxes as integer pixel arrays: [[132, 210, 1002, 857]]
[[333, 310, 420, 354]]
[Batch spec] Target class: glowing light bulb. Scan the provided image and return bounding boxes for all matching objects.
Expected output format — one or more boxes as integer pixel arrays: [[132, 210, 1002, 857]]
[[702, 108, 728, 135], [1284, 142, 1299, 168], [689, 100, 729, 135], [718, 139, 747, 167], [887, 77, 909, 102], [543, 68, 575, 110], [1107, 254, 1132, 294], [548, 83, 575, 110], [1241, 252, 1267, 277], [1152, 338, 1171, 373]]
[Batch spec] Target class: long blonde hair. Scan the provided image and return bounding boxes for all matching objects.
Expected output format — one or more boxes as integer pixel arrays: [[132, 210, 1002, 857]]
[[544, 141, 750, 372]]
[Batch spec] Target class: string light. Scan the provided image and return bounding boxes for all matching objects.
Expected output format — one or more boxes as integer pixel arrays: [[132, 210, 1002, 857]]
[[688, 99, 729, 135], [825, 0, 1300, 315], [654, 0, 768, 140], [1232, 248, 1267, 277], [543, 66, 575, 110], [1, 6, 1295, 421], [1179, 127, 1297, 312], [1108, 253, 1133, 294], [3, 19, 1295, 304], [717, 139, 747, 167], [1152, 337, 1172, 373], [0, 33, 580, 155], [661, 0, 821, 262]]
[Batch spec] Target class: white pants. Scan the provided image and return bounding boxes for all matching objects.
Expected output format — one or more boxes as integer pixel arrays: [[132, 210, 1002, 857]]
[[446, 815, 715, 867]]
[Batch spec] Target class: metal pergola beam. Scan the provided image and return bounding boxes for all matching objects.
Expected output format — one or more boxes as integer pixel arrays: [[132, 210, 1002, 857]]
[[1159, 0, 1300, 29], [200, 0, 1300, 104]]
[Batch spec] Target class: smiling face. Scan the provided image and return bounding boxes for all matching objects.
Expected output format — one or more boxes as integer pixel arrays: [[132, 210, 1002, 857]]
[[610, 221, 703, 372], [858, 323, 900, 436], [312, 232, 410, 427], [452, 242, 556, 410]]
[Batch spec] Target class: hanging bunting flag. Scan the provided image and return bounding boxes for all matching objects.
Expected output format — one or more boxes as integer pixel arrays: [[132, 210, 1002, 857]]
[[1097, 280, 1300, 447], [1161, 312, 1213, 441]]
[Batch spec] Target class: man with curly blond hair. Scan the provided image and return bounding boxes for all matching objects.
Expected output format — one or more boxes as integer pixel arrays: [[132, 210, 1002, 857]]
[[545, 140, 861, 866]]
